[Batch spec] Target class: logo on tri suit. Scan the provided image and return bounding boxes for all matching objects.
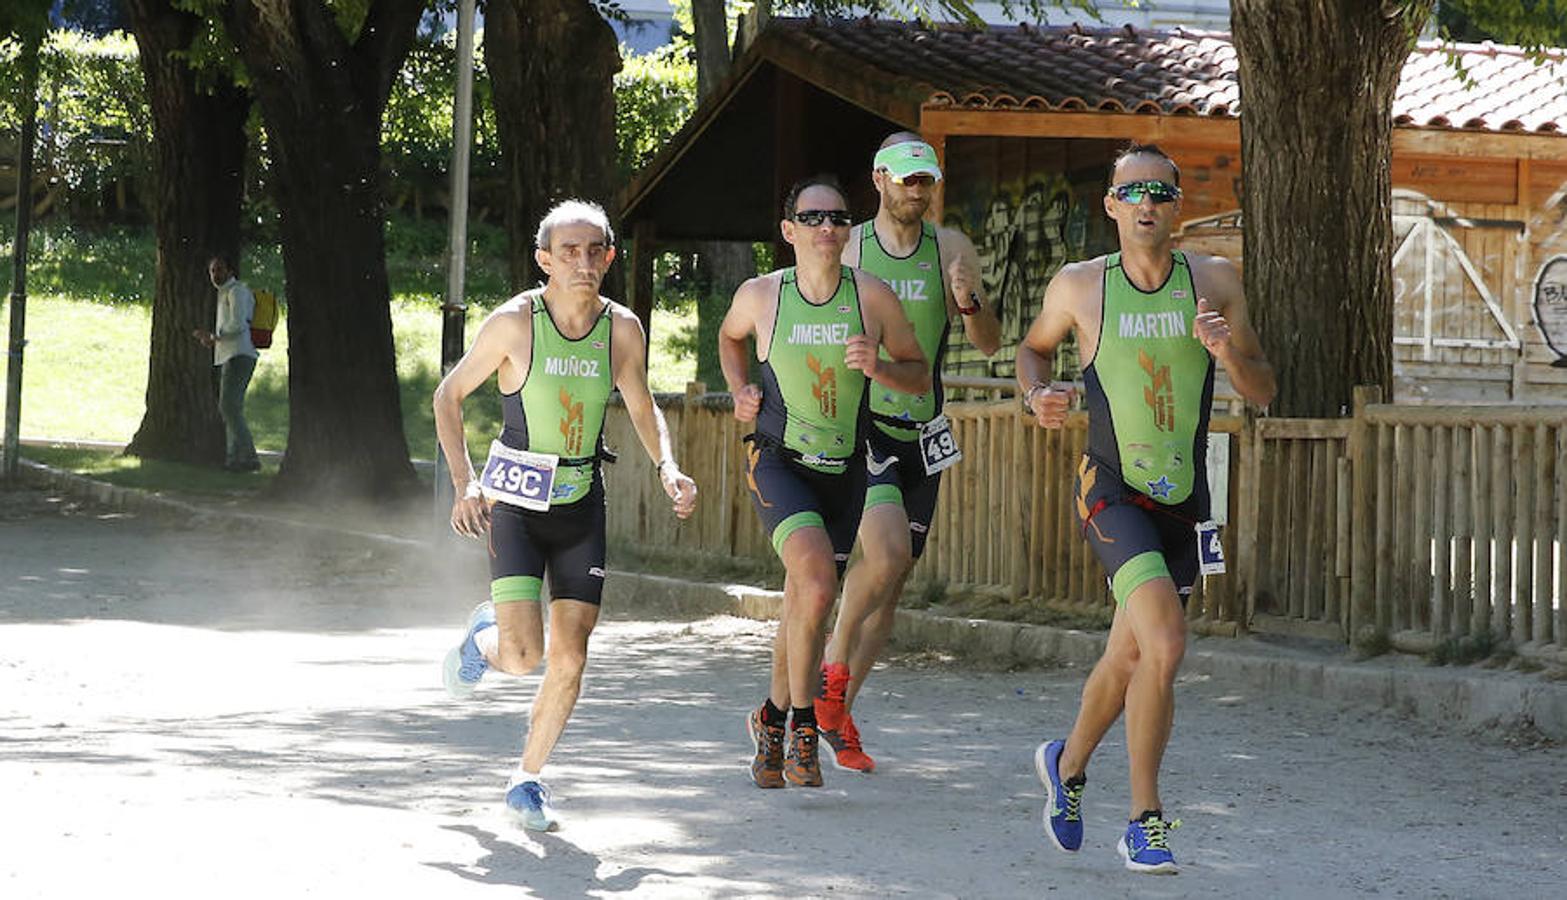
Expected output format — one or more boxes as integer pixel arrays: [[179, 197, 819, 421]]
[[1138, 349, 1175, 433], [806, 352, 838, 419], [558, 387, 585, 455]]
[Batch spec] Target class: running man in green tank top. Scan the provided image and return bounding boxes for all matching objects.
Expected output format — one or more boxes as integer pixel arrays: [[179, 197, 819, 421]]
[[816, 132, 1002, 774], [431, 200, 698, 831], [720, 175, 929, 789], [1018, 145, 1275, 873]]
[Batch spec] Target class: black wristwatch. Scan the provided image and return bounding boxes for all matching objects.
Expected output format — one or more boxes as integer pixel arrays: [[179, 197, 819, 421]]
[[957, 290, 981, 316]]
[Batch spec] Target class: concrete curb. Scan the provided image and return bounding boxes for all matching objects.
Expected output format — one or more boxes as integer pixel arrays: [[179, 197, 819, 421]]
[[13, 456, 1567, 741]]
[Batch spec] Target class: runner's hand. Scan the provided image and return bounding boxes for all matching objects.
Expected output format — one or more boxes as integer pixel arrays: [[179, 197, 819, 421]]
[[660, 464, 698, 519], [1028, 382, 1076, 429], [449, 485, 491, 538], [1194, 296, 1232, 359], [948, 257, 978, 311], [844, 333, 878, 376], [732, 383, 762, 422]]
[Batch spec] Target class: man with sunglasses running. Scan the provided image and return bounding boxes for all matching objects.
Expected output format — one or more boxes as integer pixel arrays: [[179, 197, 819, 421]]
[[1018, 144, 1274, 873], [814, 132, 1001, 774], [720, 175, 928, 789]]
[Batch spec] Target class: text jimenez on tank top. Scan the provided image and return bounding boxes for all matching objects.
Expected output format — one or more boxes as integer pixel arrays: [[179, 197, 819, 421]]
[[756, 267, 868, 472]]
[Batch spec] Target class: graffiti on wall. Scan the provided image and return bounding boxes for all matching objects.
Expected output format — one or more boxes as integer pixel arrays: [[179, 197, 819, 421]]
[[1535, 256, 1567, 366], [943, 171, 1101, 375]]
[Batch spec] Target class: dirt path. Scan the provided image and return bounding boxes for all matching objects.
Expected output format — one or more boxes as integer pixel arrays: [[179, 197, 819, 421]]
[[2, 488, 1564, 898]]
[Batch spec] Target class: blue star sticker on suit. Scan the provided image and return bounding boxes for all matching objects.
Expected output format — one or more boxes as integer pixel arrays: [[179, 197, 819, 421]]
[[1147, 475, 1176, 499]]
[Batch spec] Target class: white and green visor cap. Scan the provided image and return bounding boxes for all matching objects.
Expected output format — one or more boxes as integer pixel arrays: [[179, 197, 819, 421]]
[[873, 141, 943, 181]]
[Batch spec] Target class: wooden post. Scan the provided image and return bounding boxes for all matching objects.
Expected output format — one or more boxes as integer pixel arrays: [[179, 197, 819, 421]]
[[1533, 423, 1553, 646], [1375, 422, 1396, 634], [1450, 426, 1472, 638], [1235, 409, 1262, 626], [1411, 425, 1433, 633], [630, 220, 657, 339], [1491, 425, 1511, 639], [1473, 425, 1494, 637], [1349, 385, 1380, 640], [1431, 426, 1452, 637], [1556, 425, 1567, 651], [1513, 424, 1535, 645]]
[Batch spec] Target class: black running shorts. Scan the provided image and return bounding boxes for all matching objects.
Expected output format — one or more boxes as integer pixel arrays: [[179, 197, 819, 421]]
[[487, 474, 607, 606], [743, 439, 866, 578], [1074, 455, 1200, 607], [862, 428, 943, 559]]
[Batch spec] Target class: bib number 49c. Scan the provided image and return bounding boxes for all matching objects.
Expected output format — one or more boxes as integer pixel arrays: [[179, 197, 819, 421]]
[[479, 441, 559, 512], [919, 415, 962, 476]]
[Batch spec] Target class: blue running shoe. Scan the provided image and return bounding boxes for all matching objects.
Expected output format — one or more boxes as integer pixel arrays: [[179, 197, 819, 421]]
[[1034, 739, 1084, 852], [506, 780, 560, 832], [1118, 813, 1181, 874], [442, 601, 495, 698]]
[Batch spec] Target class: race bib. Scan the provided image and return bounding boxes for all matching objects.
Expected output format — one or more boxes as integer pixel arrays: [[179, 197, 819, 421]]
[[1196, 521, 1226, 575], [479, 440, 558, 511], [919, 414, 962, 476]]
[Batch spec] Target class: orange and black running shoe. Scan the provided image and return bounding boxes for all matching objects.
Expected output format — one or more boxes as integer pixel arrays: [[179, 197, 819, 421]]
[[784, 723, 824, 787], [747, 707, 786, 789]]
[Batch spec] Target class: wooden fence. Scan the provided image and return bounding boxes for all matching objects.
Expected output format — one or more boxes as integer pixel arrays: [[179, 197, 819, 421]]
[[603, 385, 1567, 663]]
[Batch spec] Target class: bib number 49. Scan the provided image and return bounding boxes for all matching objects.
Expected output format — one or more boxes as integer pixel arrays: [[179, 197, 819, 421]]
[[919, 415, 962, 476]]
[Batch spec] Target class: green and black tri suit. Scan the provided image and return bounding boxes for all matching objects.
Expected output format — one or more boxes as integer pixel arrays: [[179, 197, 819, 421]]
[[1074, 251, 1215, 605], [745, 267, 870, 576], [489, 293, 614, 605], [858, 219, 951, 558]]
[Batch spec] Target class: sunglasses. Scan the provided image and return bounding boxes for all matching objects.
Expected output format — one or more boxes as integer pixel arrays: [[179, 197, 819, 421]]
[[883, 171, 937, 188], [1109, 180, 1182, 204], [793, 209, 854, 227]]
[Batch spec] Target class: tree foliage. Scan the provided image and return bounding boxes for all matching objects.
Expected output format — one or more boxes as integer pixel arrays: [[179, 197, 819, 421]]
[[0, 32, 151, 223], [615, 42, 698, 183]]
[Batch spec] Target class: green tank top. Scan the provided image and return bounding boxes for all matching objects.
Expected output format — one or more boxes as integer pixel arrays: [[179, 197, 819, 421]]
[[860, 220, 950, 442], [757, 267, 867, 473], [1082, 251, 1214, 507], [501, 295, 613, 506]]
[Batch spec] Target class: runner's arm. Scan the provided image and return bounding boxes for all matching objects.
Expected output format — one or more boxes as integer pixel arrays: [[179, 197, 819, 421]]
[[1017, 266, 1083, 428], [611, 308, 696, 519], [719, 278, 764, 421], [433, 309, 523, 498], [941, 227, 1002, 356], [1192, 257, 1275, 408], [852, 271, 929, 394]]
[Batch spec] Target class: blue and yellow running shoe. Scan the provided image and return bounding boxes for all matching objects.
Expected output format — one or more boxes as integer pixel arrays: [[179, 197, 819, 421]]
[[1034, 739, 1085, 852], [1118, 812, 1181, 874]]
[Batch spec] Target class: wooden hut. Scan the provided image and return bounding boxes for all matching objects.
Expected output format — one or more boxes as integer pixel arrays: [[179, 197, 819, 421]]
[[618, 17, 1567, 402]]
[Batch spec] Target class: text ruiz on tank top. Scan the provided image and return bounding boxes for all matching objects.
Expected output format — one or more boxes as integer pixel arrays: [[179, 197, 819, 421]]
[[543, 356, 601, 377], [788, 323, 851, 345], [885, 279, 931, 302], [1118, 311, 1188, 340]]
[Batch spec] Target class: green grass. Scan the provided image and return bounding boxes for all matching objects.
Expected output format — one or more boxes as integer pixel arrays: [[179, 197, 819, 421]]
[[21, 444, 277, 497], [0, 221, 700, 467]]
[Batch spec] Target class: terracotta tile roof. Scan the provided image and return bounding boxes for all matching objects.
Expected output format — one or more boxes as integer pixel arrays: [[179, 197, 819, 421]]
[[775, 17, 1567, 134]]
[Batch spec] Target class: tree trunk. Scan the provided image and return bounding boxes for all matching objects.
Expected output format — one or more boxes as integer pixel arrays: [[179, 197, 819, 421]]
[[691, 0, 755, 386], [1231, 0, 1432, 417], [124, 0, 248, 464], [734, 0, 772, 59], [486, 0, 622, 296], [221, 0, 424, 498]]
